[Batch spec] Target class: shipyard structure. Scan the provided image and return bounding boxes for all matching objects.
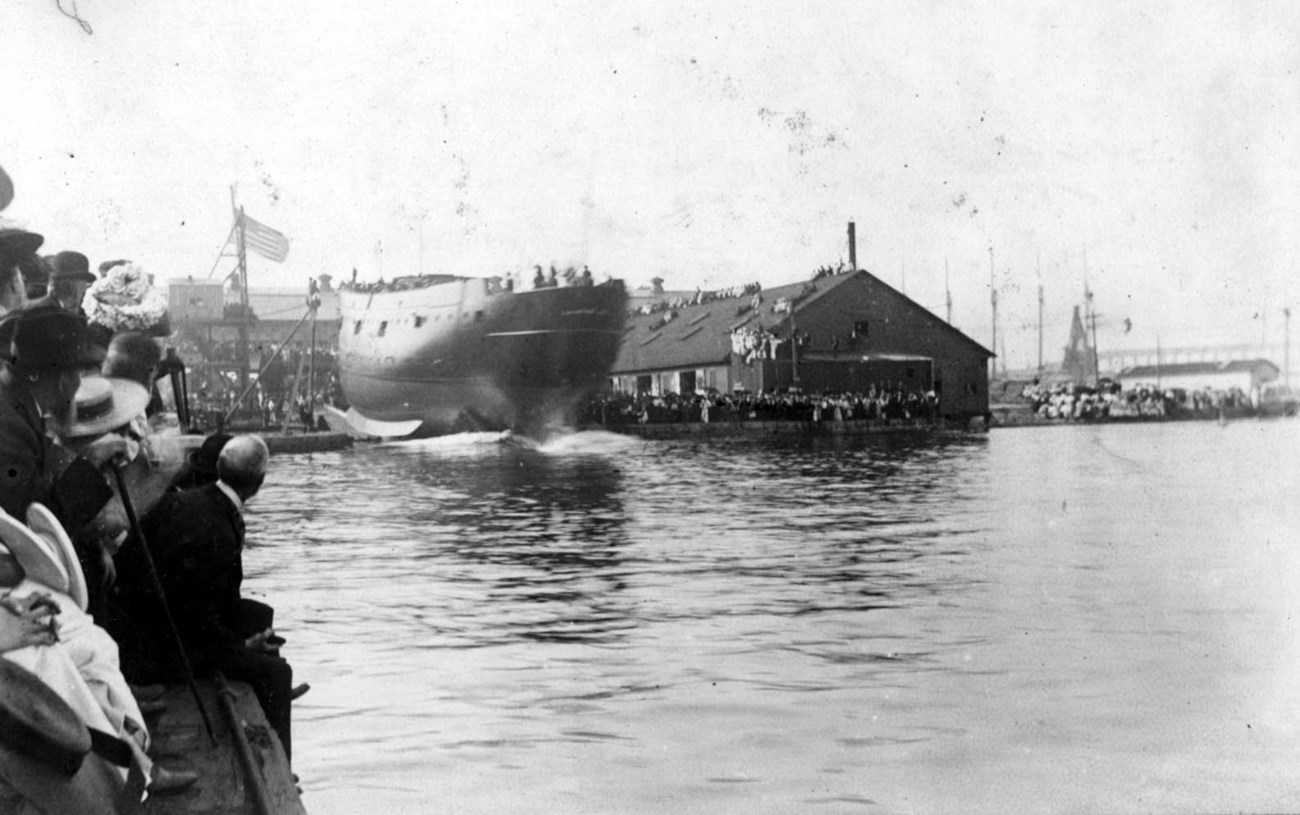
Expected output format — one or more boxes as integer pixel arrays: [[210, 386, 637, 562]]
[[612, 269, 994, 423]]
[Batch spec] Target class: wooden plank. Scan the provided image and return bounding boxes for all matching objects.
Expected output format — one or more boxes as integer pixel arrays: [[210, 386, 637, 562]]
[[143, 682, 305, 815]]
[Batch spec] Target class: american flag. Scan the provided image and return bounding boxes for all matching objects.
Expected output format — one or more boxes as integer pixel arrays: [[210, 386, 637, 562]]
[[241, 213, 290, 263]]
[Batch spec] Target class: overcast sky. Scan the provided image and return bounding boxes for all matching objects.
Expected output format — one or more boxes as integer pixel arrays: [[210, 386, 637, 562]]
[[4, 1, 1297, 369]]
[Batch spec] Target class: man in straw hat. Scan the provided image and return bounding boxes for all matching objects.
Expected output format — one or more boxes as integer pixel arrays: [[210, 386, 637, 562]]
[[0, 305, 128, 536], [57, 375, 152, 622]]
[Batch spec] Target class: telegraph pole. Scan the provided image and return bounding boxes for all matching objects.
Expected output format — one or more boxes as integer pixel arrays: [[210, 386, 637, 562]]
[[989, 247, 998, 380], [1036, 252, 1044, 375], [944, 258, 952, 324], [1285, 306, 1292, 392]]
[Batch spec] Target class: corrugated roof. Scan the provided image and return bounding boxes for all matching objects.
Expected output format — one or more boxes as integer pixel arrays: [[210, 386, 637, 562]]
[[1118, 359, 1278, 378]]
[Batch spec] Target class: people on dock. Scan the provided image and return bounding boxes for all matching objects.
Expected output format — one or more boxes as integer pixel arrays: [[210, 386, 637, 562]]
[[584, 384, 939, 427], [0, 216, 303, 808], [1018, 379, 1257, 421]]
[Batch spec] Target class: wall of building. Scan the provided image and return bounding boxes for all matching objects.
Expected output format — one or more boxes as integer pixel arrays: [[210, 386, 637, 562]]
[[756, 274, 990, 417]]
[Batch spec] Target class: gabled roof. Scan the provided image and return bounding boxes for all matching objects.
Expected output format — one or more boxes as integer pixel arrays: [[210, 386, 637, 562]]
[[611, 270, 990, 374], [840, 269, 995, 358], [1118, 359, 1278, 378]]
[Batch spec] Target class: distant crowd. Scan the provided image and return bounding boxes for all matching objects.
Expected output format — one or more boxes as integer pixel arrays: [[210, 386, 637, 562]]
[[342, 264, 617, 295], [1021, 380, 1261, 420]]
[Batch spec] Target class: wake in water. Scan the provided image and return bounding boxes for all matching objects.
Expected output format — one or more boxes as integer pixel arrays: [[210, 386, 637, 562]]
[[382, 428, 640, 456]]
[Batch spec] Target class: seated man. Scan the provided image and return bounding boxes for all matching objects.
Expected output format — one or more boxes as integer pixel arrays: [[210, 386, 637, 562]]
[[130, 435, 295, 763]]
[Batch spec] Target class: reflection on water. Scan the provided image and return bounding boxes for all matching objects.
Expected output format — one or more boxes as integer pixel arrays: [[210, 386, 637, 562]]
[[245, 424, 1300, 814]]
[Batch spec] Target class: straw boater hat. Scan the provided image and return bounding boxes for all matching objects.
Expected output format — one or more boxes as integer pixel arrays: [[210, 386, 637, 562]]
[[25, 504, 88, 613], [65, 376, 150, 439]]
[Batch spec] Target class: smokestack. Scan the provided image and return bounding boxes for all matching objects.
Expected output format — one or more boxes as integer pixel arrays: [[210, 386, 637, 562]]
[[847, 222, 857, 271]]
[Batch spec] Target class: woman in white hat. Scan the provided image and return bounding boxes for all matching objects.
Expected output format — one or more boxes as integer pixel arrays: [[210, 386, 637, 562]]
[[0, 504, 197, 797]]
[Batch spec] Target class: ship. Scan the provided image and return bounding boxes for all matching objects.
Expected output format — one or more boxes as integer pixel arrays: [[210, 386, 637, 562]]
[[335, 272, 628, 437]]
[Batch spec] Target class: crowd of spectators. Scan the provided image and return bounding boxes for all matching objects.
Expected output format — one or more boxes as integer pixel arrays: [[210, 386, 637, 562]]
[[583, 384, 939, 426], [342, 263, 613, 295], [629, 281, 763, 318], [1020, 380, 1259, 420], [0, 217, 304, 806]]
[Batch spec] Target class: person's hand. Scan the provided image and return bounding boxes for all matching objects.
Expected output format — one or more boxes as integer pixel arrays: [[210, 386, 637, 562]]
[[0, 592, 61, 652], [100, 547, 117, 591], [80, 434, 132, 469]]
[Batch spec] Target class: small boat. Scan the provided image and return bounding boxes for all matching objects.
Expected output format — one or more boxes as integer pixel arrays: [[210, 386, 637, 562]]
[[336, 273, 627, 437]]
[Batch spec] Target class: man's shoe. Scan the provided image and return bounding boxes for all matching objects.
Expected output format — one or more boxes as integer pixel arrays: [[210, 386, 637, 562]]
[[289, 683, 311, 701], [149, 765, 198, 795]]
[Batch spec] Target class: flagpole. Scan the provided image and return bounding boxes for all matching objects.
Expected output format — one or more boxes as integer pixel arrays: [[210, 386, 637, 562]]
[[230, 187, 252, 403]]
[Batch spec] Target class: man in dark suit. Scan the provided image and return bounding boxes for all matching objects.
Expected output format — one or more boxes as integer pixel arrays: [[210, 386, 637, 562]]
[[30, 250, 95, 317], [0, 304, 124, 533], [133, 435, 295, 762]]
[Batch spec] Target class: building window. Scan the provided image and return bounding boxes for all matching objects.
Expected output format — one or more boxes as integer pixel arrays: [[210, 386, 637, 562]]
[[353, 320, 363, 335], [378, 321, 388, 337], [414, 315, 426, 328], [853, 320, 869, 338]]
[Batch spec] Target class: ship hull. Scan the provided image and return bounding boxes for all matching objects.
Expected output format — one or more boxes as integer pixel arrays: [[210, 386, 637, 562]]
[[337, 278, 626, 435]]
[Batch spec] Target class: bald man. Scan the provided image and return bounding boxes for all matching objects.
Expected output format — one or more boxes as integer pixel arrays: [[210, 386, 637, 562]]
[[123, 435, 295, 762]]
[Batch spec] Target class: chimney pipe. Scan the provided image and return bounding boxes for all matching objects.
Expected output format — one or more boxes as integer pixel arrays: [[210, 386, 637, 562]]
[[847, 222, 857, 271]]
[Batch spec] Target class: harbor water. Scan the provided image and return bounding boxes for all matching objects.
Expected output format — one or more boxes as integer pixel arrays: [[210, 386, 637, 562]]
[[245, 421, 1300, 814]]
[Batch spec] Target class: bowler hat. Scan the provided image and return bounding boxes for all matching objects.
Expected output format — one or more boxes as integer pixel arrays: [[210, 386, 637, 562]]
[[10, 305, 102, 371], [64, 376, 149, 439], [0, 227, 43, 260], [188, 432, 232, 477], [49, 251, 94, 285]]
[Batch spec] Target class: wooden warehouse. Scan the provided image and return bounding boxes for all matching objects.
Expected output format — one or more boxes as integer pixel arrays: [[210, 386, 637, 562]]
[[610, 269, 994, 421]]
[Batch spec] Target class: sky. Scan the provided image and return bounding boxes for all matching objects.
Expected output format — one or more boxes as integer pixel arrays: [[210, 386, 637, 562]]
[[3, 0, 1298, 370]]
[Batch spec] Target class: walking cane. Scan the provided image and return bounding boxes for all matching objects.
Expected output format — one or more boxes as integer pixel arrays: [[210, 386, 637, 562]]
[[110, 463, 219, 747]]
